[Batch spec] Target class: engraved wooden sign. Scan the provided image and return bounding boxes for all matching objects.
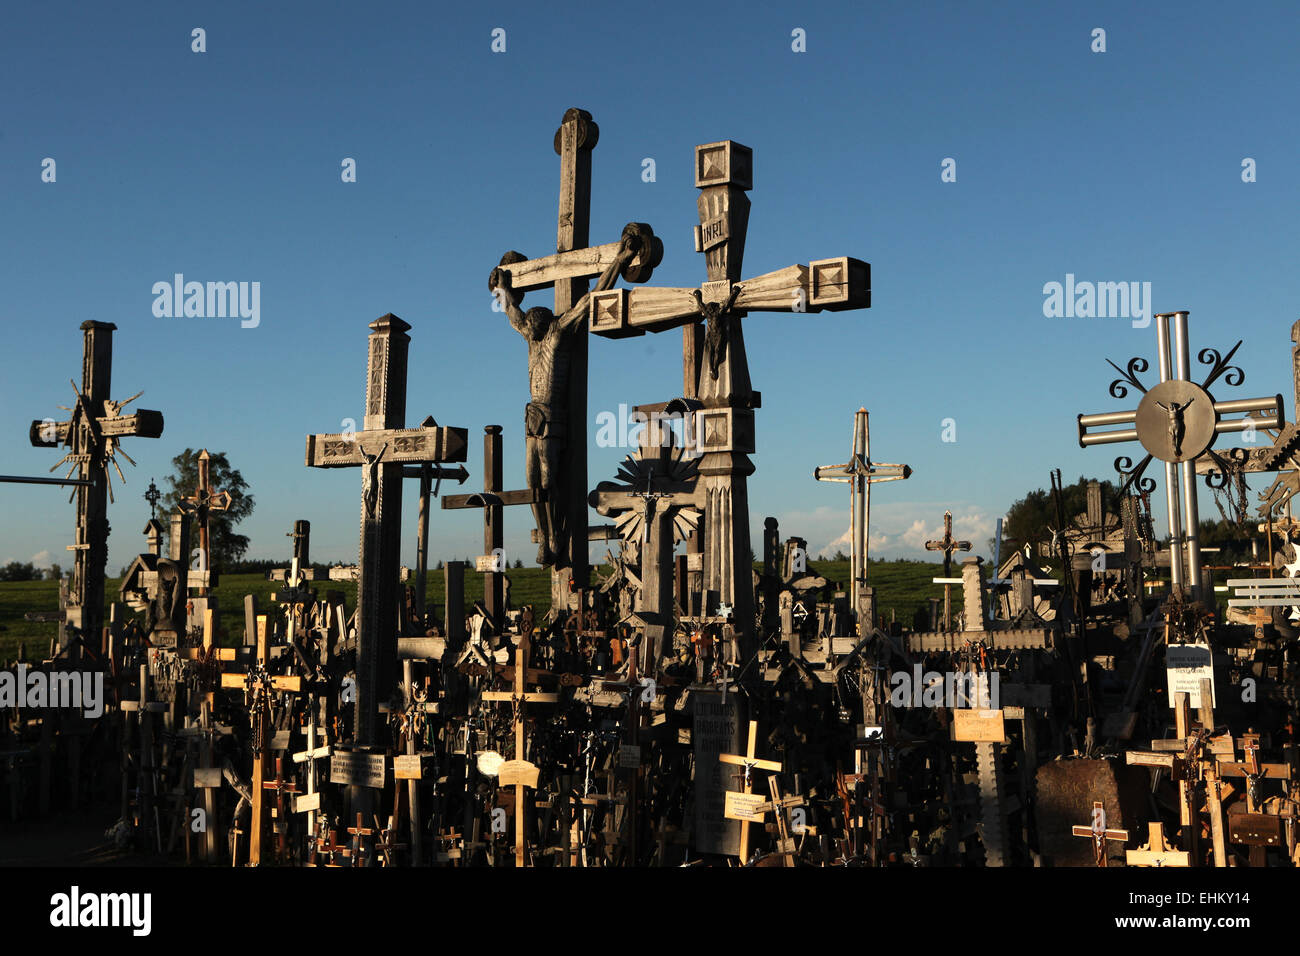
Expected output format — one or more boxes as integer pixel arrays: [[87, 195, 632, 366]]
[[393, 754, 425, 780], [497, 759, 540, 789], [329, 748, 386, 789], [951, 708, 1006, 743], [724, 790, 767, 823]]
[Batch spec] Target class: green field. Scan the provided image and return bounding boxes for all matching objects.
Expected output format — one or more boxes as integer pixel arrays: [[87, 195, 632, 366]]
[[0, 558, 956, 662]]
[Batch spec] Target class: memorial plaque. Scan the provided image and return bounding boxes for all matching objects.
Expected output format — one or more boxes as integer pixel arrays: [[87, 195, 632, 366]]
[[193, 767, 223, 789], [1166, 643, 1215, 709], [691, 690, 742, 856], [329, 748, 387, 788], [951, 708, 1006, 743], [394, 754, 425, 780], [724, 790, 767, 823], [618, 743, 642, 769], [498, 759, 540, 789]]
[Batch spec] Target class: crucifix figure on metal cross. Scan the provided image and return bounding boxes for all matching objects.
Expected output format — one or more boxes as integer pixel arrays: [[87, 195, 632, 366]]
[[27, 321, 164, 659], [925, 510, 971, 630], [1077, 310, 1284, 598], [814, 408, 911, 626], [181, 449, 232, 597]]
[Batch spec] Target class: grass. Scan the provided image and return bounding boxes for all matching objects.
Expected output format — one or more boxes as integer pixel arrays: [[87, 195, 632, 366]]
[[0, 558, 953, 662]]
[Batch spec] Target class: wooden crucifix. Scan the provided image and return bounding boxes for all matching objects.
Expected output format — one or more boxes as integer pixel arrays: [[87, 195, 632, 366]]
[[1078, 310, 1284, 597], [719, 720, 783, 864], [219, 614, 303, 866], [925, 510, 972, 630], [292, 718, 331, 857], [441, 425, 541, 633], [1071, 800, 1130, 867], [815, 407, 911, 627], [589, 140, 870, 661], [29, 321, 164, 659], [182, 449, 232, 597], [1126, 822, 1191, 867], [487, 107, 664, 617], [480, 628, 559, 867], [304, 315, 468, 757]]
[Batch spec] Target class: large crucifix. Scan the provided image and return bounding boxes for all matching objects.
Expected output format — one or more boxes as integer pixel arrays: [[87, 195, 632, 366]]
[[28, 321, 164, 658], [488, 108, 665, 617], [925, 510, 971, 630], [814, 407, 911, 627], [588, 140, 870, 659], [1078, 310, 1283, 598], [304, 314, 468, 753], [182, 449, 231, 599]]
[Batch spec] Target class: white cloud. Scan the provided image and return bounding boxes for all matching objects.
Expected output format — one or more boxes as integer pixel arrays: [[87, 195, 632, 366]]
[[30, 549, 51, 566], [774, 502, 997, 561]]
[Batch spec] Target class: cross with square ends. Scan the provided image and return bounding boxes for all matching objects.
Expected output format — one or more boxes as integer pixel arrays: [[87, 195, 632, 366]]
[[304, 315, 468, 754], [28, 322, 164, 659], [719, 720, 783, 863], [589, 141, 871, 660], [815, 408, 911, 621], [1077, 311, 1284, 597]]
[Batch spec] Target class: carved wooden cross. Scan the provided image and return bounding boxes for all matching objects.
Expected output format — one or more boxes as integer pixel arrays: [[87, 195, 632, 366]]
[[926, 510, 972, 630], [441, 425, 541, 633], [29, 321, 164, 658], [719, 720, 783, 863], [182, 449, 231, 596], [1125, 822, 1190, 867], [480, 628, 559, 866], [304, 315, 468, 753], [1077, 311, 1283, 597], [815, 407, 911, 622], [1071, 800, 1129, 867], [589, 140, 870, 658]]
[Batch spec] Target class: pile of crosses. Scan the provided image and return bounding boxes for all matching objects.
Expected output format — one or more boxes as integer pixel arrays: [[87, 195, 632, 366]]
[[4, 109, 1300, 868]]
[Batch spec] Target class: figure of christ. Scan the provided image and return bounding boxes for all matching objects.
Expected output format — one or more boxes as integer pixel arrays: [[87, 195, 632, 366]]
[[1155, 399, 1192, 458], [490, 229, 642, 566]]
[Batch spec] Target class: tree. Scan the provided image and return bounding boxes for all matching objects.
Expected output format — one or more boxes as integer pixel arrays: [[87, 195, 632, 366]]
[[0, 561, 40, 582], [47, 563, 62, 581], [1001, 475, 1119, 559], [159, 449, 255, 569]]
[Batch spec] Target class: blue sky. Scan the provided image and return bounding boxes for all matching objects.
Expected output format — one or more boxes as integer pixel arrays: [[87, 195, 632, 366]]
[[2, 1, 1298, 575]]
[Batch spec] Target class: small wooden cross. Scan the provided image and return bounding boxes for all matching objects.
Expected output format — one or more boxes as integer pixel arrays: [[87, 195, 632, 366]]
[[1071, 801, 1129, 867], [759, 777, 806, 867], [925, 510, 972, 629], [719, 720, 782, 863], [347, 811, 376, 867], [480, 628, 559, 867]]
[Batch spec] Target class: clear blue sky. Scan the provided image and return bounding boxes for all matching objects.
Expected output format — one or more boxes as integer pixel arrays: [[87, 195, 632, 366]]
[[3, 1, 1298, 576]]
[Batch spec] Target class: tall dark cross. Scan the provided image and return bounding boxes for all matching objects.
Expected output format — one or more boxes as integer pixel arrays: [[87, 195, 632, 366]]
[[183, 449, 231, 597], [304, 315, 468, 748], [488, 108, 664, 617], [588, 140, 870, 658], [925, 510, 971, 630], [1077, 310, 1283, 598], [28, 321, 164, 656], [441, 425, 541, 631], [143, 478, 161, 518]]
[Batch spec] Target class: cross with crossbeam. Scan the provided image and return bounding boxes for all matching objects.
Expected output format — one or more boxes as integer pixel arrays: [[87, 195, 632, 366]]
[[925, 510, 971, 630]]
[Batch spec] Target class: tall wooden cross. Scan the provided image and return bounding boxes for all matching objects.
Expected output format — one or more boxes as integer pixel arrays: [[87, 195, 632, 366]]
[[183, 449, 232, 597], [719, 720, 783, 863], [925, 510, 972, 630], [814, 408, 911, 624], [589, 140, 870, 659], [480, 629, 559, 866], [29, 321, 164, 658], [1078, 310, 1283, 597], [304, 315, 468, 753], [488, 108, 664, 615], [441, 425, 541, 632]]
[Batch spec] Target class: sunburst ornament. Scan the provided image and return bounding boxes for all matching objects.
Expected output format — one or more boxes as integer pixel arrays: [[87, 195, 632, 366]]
[[592, 448, 702, 547]]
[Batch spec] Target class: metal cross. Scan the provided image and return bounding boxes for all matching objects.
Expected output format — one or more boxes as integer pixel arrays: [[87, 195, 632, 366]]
[[925, 510, 971, 629], [814, 407, 911, 615], [1077, 310, 1283, 597], [143, 478, 161, 519]]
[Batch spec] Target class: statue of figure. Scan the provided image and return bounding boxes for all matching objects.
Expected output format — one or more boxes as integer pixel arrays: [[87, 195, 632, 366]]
[[1155, 399, 1191, 457], [490, 231, 641, 565], [359, 442, 387, 518]]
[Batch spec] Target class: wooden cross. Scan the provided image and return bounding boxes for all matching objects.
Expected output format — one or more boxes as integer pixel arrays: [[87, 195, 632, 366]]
[[1077, 311, 1284, 596], [292, 720, 331, 855], [29, 321, 164, 660], [925, 510, 972, 630], [1071, 801, 1129, 866], [815, 407, 911, 623], [480, 628, 559, 866], [260, 756, 300, 863], [719, 720, 783, 863], [588, 140, 870, 660], [759, 777, 806, 867], [219, 614, 302, 865], [304, 315, 468, 755], [441, 425, 540, 632], [346, 811, 376, 867], [181, 449, 232, 596], [1126, 821, 1191, 867]]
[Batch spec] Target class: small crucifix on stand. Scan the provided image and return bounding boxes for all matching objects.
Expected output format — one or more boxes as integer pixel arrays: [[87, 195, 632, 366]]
[[925, 510, 971, 630], [1071, 800, 1129, 867]]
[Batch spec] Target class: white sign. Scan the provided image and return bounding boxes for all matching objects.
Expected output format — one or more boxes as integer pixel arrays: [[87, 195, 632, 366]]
[[1166, 642, 1215, 709]]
